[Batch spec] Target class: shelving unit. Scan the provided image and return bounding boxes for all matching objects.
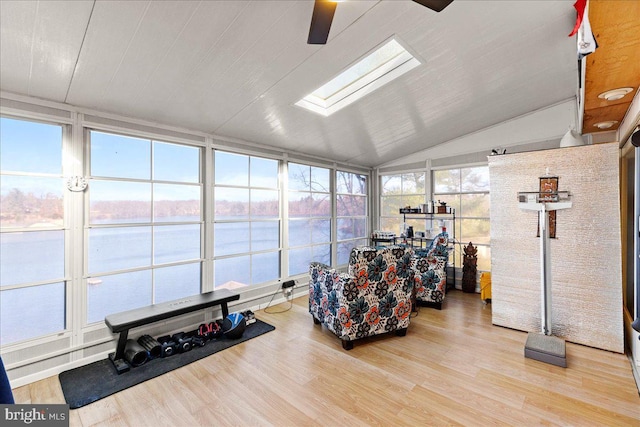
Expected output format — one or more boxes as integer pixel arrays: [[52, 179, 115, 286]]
[[399, 209, 457, 290]]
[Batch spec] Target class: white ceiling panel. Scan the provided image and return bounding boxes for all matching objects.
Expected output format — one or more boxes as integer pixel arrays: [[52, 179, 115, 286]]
[[217, 1, 577, 165], [96, 1, 202, 109], [65, 0, 152, 108], [124, 1, 250, 124], [1, 0, 579, 167], [166, 1, 309, 131], [0, 1, 37, 96], [0, 0, 93, 101]]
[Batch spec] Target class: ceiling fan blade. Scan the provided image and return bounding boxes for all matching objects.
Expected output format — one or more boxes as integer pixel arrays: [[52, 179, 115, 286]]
[[412, 0, 454, 12], [307, 0, 338, 45]]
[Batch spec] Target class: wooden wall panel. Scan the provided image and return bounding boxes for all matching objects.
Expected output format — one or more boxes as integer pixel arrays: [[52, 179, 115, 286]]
[[582, 0, 640, 134], [489, 143, 623, 353]]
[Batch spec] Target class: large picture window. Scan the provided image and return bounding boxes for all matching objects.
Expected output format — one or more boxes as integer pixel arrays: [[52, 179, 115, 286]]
[[87, 131, 202, 324], [433, 166, 490, 270], [213, 151, 280, 287], [336, 171, 368, 265], [288, 162, 331, 275], [379, 173, 426, 235], [0, 117, 66, 344]]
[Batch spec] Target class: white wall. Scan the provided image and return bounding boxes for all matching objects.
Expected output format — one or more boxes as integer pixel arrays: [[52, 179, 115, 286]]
[[379, 99, 578, 168]]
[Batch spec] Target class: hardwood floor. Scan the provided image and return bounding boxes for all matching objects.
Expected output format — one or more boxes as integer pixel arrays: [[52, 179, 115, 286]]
[[13, 291, 640, 426]]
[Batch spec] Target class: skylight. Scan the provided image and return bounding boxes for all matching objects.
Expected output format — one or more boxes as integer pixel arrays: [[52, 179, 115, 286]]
[[296, 38, 421, 117]]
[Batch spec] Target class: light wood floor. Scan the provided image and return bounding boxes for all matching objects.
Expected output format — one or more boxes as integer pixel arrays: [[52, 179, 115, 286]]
[[13, 291, 640, 426]]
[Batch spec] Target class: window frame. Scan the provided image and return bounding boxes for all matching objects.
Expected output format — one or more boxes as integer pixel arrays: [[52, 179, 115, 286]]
[[286, 161, 332, 276], [379, 171, 427, 236], [212, 150, 281, 287], [0, 115, 70, 344], [335, 170, 368, 265], [432, 164, 491, 271], [85, 129, 204, 324]]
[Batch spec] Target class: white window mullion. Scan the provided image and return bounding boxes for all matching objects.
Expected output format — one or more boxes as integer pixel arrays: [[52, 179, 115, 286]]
[[371, 169, 379, 233], [65, 113, 85, 354], [280, 158, 289, 280], [425, 159, 432, 206], [202, 142, 214, 293], [331, 165, 337, 268]]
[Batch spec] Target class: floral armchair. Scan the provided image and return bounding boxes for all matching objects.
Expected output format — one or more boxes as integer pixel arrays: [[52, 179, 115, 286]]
[[412, 232, 449, 309], [309, 245, 414, 350]]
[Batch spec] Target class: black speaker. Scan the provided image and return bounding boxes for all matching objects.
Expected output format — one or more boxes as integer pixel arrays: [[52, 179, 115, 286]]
[[124, 339, 148, 367], [137, 334, 162, 359], [222, 313, 246, 339]]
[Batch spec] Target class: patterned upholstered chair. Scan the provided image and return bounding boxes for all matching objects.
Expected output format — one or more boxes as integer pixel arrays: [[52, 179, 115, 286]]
[[309, 245, 414, 350], [413, 232, 449, 309]]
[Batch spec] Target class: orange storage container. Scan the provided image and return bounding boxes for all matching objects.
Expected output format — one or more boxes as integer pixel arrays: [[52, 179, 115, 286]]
[[480, 272, 492, 303]]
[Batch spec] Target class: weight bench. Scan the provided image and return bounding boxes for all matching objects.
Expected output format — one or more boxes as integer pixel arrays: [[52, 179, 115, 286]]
[[104, 289, 240, 374]]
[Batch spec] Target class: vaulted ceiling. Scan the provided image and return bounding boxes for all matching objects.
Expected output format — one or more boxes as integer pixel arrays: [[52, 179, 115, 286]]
[[0, 1, 633, 168]]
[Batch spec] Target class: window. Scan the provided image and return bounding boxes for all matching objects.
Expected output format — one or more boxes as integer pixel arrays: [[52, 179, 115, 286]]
[[213, 151, 280, 287], [288, 163, 331, 275], [433, 166, 490, 270], [0, 117, 66, 344], [380, 173, 426, 235], [295, 38, 420, 116], [336, 171, 368, 265], [87, 131, 202, 323]]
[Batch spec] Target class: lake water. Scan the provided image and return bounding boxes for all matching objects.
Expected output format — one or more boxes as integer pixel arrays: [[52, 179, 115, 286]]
[[0, 218, 362, 344]]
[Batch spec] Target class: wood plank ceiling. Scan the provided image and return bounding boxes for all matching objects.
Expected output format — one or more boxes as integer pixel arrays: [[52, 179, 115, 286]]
[[582, 0, 640, 135], [1, 1, 632, 167]]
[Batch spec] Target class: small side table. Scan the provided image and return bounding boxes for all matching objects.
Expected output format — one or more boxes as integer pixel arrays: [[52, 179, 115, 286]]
[[371, 237, 397, 246]]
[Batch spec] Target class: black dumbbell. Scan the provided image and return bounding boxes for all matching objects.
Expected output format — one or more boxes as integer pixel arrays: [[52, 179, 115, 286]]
[[171, 332, 192, 353]]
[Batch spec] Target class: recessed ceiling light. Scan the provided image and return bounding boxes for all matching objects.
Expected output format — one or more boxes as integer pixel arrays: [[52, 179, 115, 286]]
[[598, 87, 633, 101], [593, 120, 618, 129]]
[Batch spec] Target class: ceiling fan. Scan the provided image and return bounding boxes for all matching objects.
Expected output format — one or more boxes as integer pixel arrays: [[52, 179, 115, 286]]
[[307, 0, 454, 45]]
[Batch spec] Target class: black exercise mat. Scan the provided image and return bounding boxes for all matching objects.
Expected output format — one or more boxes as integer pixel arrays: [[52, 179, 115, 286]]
[[59, 319, 275, 409]]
